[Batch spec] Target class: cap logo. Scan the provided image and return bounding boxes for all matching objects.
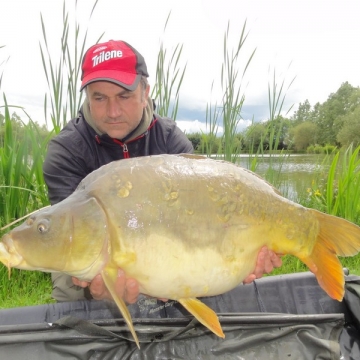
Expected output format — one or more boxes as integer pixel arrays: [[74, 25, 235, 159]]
[[91, 50, 123, 67]]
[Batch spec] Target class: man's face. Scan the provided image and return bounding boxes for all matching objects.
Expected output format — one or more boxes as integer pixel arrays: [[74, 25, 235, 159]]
[[87, 81, 149, 139]]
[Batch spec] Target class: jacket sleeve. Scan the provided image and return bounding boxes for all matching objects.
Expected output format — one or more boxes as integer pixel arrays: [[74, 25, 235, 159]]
[[43, 136, 90, 205], [163, 119, 194, 154]]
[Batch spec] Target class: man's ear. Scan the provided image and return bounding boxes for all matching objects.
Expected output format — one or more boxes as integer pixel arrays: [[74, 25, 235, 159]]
[[143, 84, 150, 107]]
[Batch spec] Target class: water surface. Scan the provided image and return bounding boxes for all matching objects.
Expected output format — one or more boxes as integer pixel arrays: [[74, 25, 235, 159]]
[[236, 154, 330, 202]]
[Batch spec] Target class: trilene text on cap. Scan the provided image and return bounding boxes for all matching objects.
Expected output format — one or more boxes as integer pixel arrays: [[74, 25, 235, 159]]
[[92, 50, 123, 67]]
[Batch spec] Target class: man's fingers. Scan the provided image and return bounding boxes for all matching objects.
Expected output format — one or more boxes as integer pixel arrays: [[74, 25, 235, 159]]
[[256, 247, 282, 275], [114, 270, 126, 299], [269, 250, 283, 267], [72, 277, 90, 288], [73, 270, 140, 303], [263, 248, 275, 274], [89, 274, 109, 300], [253, 246, 269, 278], [243, 247, 283, 285], [124, 278, 139, 304], [242, 274, 256, 285]]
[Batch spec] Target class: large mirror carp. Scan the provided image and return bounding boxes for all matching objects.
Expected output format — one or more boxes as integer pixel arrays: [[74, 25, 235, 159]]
[[1, 154, 360, 347]]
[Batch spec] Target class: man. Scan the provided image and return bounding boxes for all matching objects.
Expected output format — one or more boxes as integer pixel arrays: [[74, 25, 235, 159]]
[[43, 40, 281, 304]]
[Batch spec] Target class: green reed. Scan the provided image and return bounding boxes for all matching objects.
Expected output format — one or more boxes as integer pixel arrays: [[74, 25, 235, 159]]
[[0, 99, 49, 226], [151, 12, 186, 120], [204, 21, 256, 162], [0, 99, 53, 308], [0, 0, 103, 308], [40, 0, 103, 133], [0, 45, 9, 91], [326, 145, 360, 223]]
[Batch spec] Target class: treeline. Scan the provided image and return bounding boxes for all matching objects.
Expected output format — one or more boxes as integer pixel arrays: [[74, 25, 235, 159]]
[[1, 81, 360, 155], [0, 112, 49, 148], [187, 82, 360, 154]]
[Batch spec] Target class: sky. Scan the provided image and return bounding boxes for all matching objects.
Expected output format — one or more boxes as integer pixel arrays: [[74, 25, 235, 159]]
[[1, 0, 360, 134]]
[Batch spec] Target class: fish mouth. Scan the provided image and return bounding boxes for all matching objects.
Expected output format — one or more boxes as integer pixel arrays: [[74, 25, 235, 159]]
[[0, 234, 23, 268]]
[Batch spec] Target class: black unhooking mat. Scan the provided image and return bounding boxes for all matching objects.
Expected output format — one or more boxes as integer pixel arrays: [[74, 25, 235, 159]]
[[0, 271, 359, 359]]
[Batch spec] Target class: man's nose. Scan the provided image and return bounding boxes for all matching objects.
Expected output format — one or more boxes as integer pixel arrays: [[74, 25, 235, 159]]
[[107, 98, 122, 118]]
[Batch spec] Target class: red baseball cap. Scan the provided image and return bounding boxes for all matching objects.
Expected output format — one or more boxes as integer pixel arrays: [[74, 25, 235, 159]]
[[80, 40, 149, 91]]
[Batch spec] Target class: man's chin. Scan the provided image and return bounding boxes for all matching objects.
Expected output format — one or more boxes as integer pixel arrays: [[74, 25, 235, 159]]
[[104, 126, 130, 140]]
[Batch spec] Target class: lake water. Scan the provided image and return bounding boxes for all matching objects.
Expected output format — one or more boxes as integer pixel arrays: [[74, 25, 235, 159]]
[[234, 154, 330, 202]]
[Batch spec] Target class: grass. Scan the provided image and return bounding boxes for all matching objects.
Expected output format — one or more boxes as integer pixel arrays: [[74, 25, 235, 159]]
[[1, 4, 360, 309], [0, 269, 54, 308]]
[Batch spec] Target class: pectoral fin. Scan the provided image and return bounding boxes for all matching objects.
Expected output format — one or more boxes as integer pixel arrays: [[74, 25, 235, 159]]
[[101, 267, 140, 348], [178, 298, 224, 338]]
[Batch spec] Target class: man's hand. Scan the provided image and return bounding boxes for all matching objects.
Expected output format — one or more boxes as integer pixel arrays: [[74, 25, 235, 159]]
[[72, 270, 139, 304], [243, 246, 282, 284]]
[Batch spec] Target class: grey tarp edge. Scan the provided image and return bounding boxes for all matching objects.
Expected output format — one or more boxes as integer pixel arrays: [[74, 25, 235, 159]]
[[0, 271, 359, 359]]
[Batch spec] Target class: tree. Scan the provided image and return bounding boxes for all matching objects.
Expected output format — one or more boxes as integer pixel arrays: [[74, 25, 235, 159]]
[[336, 106, 360, 147], [186, 133, 202, 152], [315, 82, 360, 146], [291, 99, 312, 125], [291, 121, 319, 151], [243, 122, 268, 152]]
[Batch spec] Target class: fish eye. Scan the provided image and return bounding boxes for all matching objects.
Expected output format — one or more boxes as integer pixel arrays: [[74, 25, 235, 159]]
[[37, 219, 50, 234]]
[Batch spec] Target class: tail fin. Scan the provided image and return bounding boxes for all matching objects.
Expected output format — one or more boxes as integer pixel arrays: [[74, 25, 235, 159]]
[[301, 210, 360, 301]]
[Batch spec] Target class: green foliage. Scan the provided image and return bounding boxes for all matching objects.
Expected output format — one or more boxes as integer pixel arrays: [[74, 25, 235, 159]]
[[292, 121, 318, 151], [307, 144, 323, 154], [151, 13, 186, 120], [204, 21, 255, 162], [336, 106, 360, 147], [304, 145, 360, 224], [314, 82, 360, 146], [186, 132, 202, 152], [244, 116, 291, 152], [288, 82, 360, 149], [0, 45, 9, 91], [326, 145, 360, 223], [0, 268, 54, 308], [243, 122, 266, 152], [291, 99, 312, 125], [40, 0, 103, 133], [200, 133, 221, 155], [220, 21, 255, 162], [0, 100, 50, 228]]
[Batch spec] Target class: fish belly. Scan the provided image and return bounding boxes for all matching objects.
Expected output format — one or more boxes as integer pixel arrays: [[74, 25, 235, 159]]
[[113, 228, 265, 300]]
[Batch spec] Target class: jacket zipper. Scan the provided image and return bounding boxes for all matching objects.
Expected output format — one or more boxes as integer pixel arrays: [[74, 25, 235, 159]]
[[96, 118, 158, 158], [122, 143, 129, 158]]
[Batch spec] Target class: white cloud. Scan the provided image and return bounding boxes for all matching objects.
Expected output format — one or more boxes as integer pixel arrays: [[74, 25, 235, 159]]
[[176, 117, 253, 135], [176, 120, 220, 134]]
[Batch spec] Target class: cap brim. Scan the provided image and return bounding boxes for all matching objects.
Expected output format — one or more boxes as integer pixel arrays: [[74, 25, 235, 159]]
[[80, 70, 141, 91]]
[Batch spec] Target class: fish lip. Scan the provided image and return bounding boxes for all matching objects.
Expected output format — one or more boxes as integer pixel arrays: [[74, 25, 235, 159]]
[[0, 234, 23, 268]]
